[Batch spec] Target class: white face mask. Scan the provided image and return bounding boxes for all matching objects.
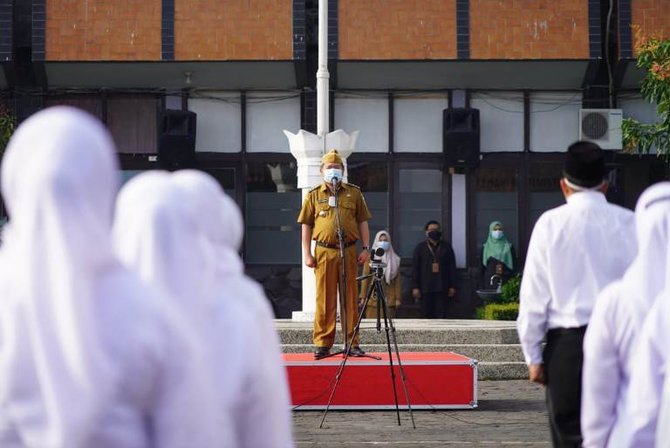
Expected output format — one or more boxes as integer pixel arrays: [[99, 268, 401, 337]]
[[376, 241, 390, 252], [491, 230, 504, 240], [323, 168, 343, 183]]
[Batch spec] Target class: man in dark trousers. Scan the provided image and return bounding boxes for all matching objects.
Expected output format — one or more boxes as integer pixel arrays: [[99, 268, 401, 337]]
[[411, 220, 458, 318], [517, 141, 636, 447]]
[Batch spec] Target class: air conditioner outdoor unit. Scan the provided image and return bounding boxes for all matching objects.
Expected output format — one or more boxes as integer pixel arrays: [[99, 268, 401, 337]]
[[579, 109, 623, 150]]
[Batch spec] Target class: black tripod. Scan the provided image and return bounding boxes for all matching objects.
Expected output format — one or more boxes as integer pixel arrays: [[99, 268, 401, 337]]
[[320, 248, 416, 429]]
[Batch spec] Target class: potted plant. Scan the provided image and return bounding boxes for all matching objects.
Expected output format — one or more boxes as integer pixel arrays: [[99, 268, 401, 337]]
[[476, 274, 521, 321], [0, 104, 16, 162], [0, 104, 16, 227]]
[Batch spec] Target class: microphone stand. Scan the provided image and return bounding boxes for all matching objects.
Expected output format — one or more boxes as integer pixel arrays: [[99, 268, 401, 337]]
[[322, 177, 349, 358], [320, 177, 375, 361]]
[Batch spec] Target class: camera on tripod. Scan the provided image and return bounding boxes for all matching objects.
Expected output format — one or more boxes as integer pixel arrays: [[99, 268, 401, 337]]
[[368, 247, 387, 274]]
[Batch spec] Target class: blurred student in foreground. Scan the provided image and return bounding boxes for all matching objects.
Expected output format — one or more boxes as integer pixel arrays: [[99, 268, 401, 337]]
[[0, 107, 228, 447], [581, 183, 670, 447], [114, 170, 294, 448]]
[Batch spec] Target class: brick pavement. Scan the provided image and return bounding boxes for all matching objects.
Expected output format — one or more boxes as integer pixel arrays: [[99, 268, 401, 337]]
[[293, 379, 551, 447]]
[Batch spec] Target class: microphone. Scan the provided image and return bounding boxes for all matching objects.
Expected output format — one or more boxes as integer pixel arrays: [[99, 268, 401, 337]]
[[331, 174, 341, 191]]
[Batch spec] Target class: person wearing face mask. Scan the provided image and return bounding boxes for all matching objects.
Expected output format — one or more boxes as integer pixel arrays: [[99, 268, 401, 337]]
[[359, 230, 402, 319], [481, 220, 516, 288], [411, 220, 458, 319], [297, 149, 372, 360]]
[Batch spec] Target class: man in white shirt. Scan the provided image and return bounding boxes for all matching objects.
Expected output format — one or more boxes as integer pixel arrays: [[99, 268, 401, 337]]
[[517, 141, 636, 447]]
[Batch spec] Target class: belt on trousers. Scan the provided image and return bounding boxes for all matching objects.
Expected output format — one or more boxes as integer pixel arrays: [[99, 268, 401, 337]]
[[314, 240, 357, 249], [546, 325, 587, 338]]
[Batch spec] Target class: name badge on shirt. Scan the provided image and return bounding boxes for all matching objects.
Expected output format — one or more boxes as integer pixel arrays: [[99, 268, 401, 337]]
[[432, 262, 440, 273], [328, 196, 337, 207]]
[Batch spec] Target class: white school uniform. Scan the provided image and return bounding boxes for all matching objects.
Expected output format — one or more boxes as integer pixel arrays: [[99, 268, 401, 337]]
[[172, 170, 294, 448], [0, 107, 227, 448], [115, 171, 294, 448], [581, 183, 670, 447]]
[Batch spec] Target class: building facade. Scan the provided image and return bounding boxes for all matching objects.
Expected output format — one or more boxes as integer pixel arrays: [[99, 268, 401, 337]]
[[1, 0, 669, 317]]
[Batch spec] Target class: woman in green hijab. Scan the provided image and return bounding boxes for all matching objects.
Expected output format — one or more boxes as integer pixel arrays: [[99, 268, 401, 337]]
[[481, 221, 516, 288]]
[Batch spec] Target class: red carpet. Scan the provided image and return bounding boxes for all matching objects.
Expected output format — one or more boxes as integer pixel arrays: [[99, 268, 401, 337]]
[[285, 352, 477, 410]]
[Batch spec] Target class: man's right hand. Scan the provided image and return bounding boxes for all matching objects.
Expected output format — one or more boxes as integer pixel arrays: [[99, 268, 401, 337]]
[[528, 364, 546, 385], [304, 253, 316, 268], [412, 288, 421, 301]]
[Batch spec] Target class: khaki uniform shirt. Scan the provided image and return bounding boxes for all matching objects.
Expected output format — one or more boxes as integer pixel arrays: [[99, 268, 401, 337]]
[[297, 182, 372, 245]]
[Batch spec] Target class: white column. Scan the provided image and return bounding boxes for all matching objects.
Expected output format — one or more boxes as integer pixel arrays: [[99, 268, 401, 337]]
[[451, 173, 467, 269], [284, 130, 359, 321], [316, 0, 329, 139]]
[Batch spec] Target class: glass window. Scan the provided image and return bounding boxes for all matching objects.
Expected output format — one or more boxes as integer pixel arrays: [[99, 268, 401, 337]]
[[245, 161, 301, 264], [189, 92, 242, 153], [107, 95, 158, 154], [246, 92, 300, 153], [334, 93, 389, 152], [45, 95, 103, 120], [528, 162, 564, 232], [394, 93, 448, 153], [119, 170, 145, 187], [470, 92, 524, 152], [397, 167, 443, 258], [347, 160, 389, 247], [475, 167, 518, 260], [529, 92, 582, 152], [200, 167, 236, 196]]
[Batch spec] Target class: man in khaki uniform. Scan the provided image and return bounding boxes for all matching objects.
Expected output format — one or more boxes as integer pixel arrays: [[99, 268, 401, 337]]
[[297, 149, 372, 359]]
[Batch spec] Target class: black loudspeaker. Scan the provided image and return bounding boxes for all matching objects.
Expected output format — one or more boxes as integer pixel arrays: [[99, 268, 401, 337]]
[[443, 108, 480, 168], [158, 110, 197, 170]]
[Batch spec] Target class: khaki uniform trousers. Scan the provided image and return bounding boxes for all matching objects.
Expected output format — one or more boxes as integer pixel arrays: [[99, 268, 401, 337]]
[[313, 244, 360, 348]]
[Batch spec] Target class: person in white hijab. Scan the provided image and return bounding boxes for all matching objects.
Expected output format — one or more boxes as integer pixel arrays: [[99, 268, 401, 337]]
[[609, 185, 670, 447], [581, 182, 670, 447], [171, 170, 294, 448], [359, 230, 402, 319], [114, 170, 294, 448], [655, 355, 670, 446], [0, 106, 228, 448], [613, 292, 670, 447]]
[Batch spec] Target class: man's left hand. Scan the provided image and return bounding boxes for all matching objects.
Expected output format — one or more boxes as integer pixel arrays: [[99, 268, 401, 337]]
[[357, 250, 370, 265]]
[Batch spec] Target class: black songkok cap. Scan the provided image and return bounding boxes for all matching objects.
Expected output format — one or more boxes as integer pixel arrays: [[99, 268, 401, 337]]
[[563, 141, 606, 189]]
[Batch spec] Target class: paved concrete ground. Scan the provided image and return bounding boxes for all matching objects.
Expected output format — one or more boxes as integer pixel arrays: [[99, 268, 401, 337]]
[[293, 380, 551, 447]]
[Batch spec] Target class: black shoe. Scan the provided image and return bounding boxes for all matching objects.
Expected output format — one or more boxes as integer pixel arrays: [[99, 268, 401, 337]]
[[349, 346, 366, 356], [314, 346, 331, 360]]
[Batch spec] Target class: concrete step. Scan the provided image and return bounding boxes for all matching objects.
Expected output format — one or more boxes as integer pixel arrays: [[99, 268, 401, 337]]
[[479, 362, 528, 380], [276, 319, 520, 345], [275, 319, 528, 380], [281, 343, 524, 363]]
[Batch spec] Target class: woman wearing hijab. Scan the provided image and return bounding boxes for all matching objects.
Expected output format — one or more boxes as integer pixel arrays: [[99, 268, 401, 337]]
[[0, 107, 227, 447], [580, 182, 670, 447], [359, 230, 402, 319], [114, 170, 293, 448], [481, 221, 516, 287], [607, 183, 670, 447], [170, 170, 293, 448]]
